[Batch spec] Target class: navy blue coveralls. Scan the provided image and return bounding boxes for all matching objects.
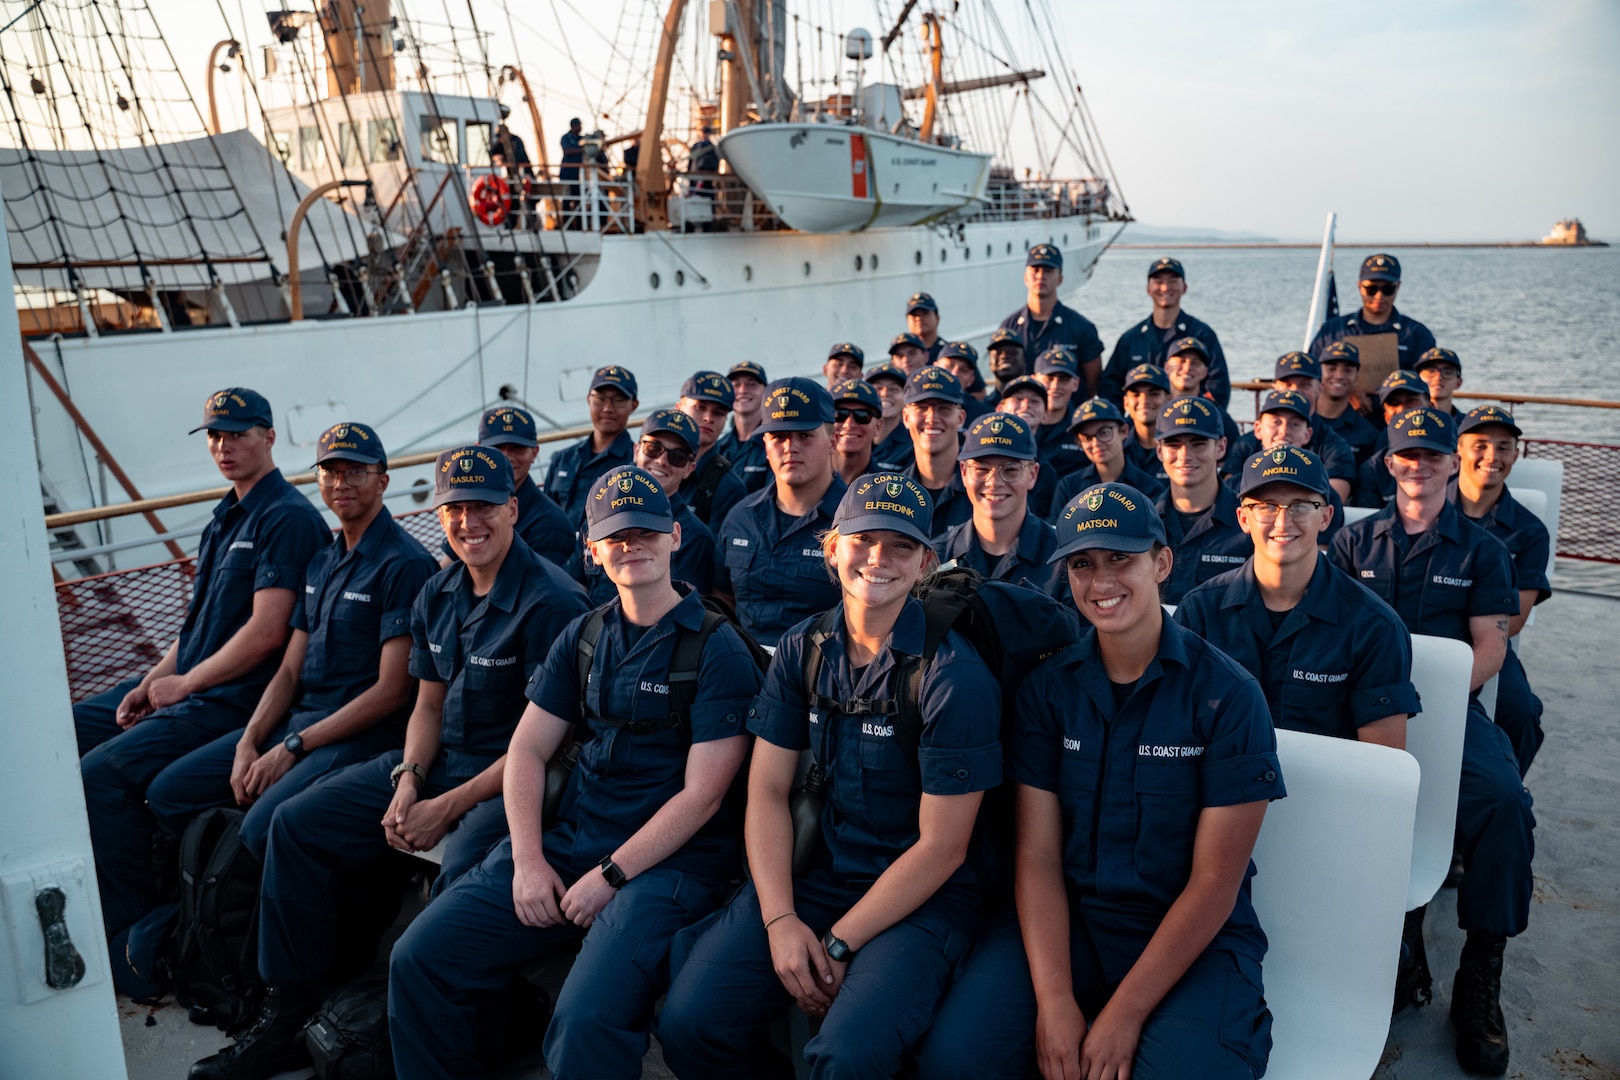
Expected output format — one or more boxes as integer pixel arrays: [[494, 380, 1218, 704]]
[[560, 130, 584, 224], [1174, 554, 1422, 740], [933, 511, 1064, 599], [1035, 416, 1094, 482], [1459, 486, 1551, 776], [1354, 430, 1396, 507], [902, 462, 973, 541], [544, 431, 635, 527], [1052, 458, 1168, 517], [682, 446, 749, 527], [1155, 485, 1253, 605], [914, 615, 1284, 1080], [77, 469, 327, 937], [442, 476, 574, 568], [1329, 503, 1536, 938], [998, 301, 1105, 374], [1318, 406, 1381, 465], [1308, 309, 1437, 372], [146, 507, 436, 858], [656, 600, 1002, 1080], [715, 423, 772, 493], [712, 478, 846, 648], [570, 493, 716, 604], [255, 539, 589, 992], [871, 423, 917, 472], [1100, 313, 1232, 408], [389, 591, 762, 1080]]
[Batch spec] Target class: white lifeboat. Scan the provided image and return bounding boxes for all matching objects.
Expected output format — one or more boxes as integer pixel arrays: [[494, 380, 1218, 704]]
[[719, 121, 991, 233]]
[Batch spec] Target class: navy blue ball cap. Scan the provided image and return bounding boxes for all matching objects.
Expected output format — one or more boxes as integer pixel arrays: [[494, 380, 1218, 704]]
[[1360, 253, 1401, 283], [1259, 389, 1313, 421], [1034, 345, 1080, 378], [1274, 351, 1322, 381], [1458, 405, 1522, 438], [1027, 243, 1063, 269], [889, 331, 928, 354], [641, 408, 701, 453], [585, 465, 675, 542], [589, 365, 639, 398], [1069, 397, 1126, 432], [1388, 407, 1458, 455], [314, 422, 386, 467], [938, 340, 980, 367], [904, 365, 965, 406], [827, 342, 865, 364], [728, 360, 769, 384], [1155, 396, 1226, 440], [987, 327, 1023, 350], [190, 387, 273, 434], [1240, 446, 1332, 499], [433, 446, 515, 508], [760, 377, 836, 432], [1000, 375, 1048, 401], [864, 362, 907, 386], [1051, 482, 1166, 561], [1167, 335, 1208, 361], [478, 406, 538, 448], [1416, 346, 1462, 373], [905, 292, 938, 314], [1123, 363, 1171, 393], [961, 412, 1037, 461], [680, 370, 735, 408], [831, 378, 882, 411], [1147, 256, 1185, 279], [1378, 370, 1429, 403], [1320, 340, 1361, 365], [835, 472, 934, 545]]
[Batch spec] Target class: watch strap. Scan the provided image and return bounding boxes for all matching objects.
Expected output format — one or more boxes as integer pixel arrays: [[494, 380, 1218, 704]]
[[598, 855, 627, 889], [389, 762, 425, 791], [822, 931, 853, 963]]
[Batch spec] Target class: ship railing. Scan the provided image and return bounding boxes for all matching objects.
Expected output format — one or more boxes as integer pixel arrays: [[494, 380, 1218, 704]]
[[957, 177, 1114, 224], [440, 162, 636, 236], [669, 173, 790, 232]]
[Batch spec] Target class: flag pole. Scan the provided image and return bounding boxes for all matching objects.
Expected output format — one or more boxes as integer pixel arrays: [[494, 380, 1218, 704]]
[[1303, 211, 1337, 350]]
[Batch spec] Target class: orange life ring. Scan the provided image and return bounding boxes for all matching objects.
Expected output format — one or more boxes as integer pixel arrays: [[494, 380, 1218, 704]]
[[470, 174, 510, 227]]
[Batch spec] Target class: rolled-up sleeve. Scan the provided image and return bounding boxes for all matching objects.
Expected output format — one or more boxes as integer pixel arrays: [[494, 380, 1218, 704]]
[[746, 628, 812, 751], [1199, 677, 1286, 806]]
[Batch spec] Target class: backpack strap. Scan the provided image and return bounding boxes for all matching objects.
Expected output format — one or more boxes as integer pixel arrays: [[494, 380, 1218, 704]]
[[666, 609, 726, 739], [802, 609, 900, 720], [575, 605, 610, 722], [890, 581, 977, 759], [691, 452, 733, 521]]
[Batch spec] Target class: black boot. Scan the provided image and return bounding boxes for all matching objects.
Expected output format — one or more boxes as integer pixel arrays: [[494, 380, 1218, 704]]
[[1393, 905, 1433, 1014], [1450, 932, 1510, 1076], [189, 986, 315, 1080]]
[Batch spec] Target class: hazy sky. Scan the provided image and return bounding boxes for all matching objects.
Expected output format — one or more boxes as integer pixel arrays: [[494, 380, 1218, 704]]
[[52, 0, 1620, 241]]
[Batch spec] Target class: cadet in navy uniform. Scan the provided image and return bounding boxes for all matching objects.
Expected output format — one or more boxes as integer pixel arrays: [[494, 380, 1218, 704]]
[[823, 342, 866, 387], [934, 412, 1062, 596], [906, 292, 946, 362], [78, 388, 327, 940], [1122, 362, 1174, 478], [1177, 446, 1418, 745], [1233, 354, 1357, 498], [1032, 345, 1092, 478], [983, 327, 1027, 406], [1308, 253, 1437, 370], [886, 330, 931, 377], [936, 340, 992, 422], [441, 406, 574, 568], [716, 360, 771, 493], [830, 378, 883, 484], [865, 361, 916, 471], [712, 378, 846, 647], [571, 410, 716, 603], [993, 374, 1050, 427], [1354, 370, 1430, 508], [145, 423, 436, 862], [559, 118, 585, 229], [1000, 244, 1105, 396], [1154, 397, 1250, 604], [1416, 347, 1466, 419], [189, 448, 590, 1080], [1225, 388, 1355, 501], [544, 365, 638, 525], [389, 466, 761, 1080], [658, 474, 1002, 1079], [1454, 406, 1550, 776], [1161, 337, 1241, 449], [900, 365, 974, 540], [1313, 340, 1381, 464], [677, 371, 748, 526], [1329, 409, 1535, 1077], [919, 482, 1284, 1080], [1052, 397, 1167, 515], [1100, 257, 1232, 407]]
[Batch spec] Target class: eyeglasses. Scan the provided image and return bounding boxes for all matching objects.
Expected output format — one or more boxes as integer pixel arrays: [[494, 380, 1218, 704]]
[[1075, 425, 1119, 443], [962, 460, 1032, 483], [638, 439, 694, 467], [1241, 500, 1324, 523], [835, 408, 878, 425], [316, 464, 379, 487], [588, 389, 633, 407], [1360, 281, 1398, 296], [438, 501, 507, 521]]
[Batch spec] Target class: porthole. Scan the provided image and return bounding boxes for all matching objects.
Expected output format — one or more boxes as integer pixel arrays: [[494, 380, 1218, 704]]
[[410, 478, 430, 505], [675, 269, 685, 286], [1006, 242, 1012, 255], [803, 261, 812, 277], [649, 272, 660, 289], [1063, 232, 1069, 245], [744, 265, 753, 281], [871, 253, 879, 270], [985, 244, 992, 257], [855, 255, 863, 271], [963, 247, 970, 260], [914, 250, 923, 265], [939, 248, 946, 262]]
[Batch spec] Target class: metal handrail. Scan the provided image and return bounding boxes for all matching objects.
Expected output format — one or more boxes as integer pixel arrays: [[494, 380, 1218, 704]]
[[1228, 381, 1620, 412]]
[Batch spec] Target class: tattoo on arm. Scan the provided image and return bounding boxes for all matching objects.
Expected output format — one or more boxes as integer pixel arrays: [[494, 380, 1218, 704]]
[[1494, 616, 1510, 644]]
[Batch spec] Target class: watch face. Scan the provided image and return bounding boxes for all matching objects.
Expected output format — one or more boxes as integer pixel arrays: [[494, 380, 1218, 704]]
[[284, 732, 303, 755]]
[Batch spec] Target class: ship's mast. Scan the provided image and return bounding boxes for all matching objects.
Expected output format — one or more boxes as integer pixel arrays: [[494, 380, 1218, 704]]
[[635, 0, 689, 232], [918, 13, 943, 144], [321, 0, 394, 96]]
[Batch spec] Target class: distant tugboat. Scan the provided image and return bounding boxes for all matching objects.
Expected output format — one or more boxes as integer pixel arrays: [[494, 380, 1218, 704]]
[[1541, 218, 1608, 246]]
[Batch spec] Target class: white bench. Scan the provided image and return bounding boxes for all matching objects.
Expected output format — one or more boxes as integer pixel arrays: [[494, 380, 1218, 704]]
[[1252, 729, 1420, 1080], [1339, 505, 1377, 526], [1406, 634, 1471, 910]]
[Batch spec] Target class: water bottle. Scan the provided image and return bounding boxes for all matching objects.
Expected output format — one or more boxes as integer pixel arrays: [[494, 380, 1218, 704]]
[[789, 763, 829, 877]]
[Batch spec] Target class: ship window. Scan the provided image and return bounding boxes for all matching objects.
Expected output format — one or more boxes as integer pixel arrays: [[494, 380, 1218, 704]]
[[744, 265, 753, 281], [466, 121, 493, 167], [368, 119, 401, 163], [338, 122, 366, 166], [804, 261, 812, 277], [650, 272, 661, 289], [855, 255, 863, 271], [298, 126, 324, 170], [270, 131, 293, 164], [871, 253, 879, 270], [421, 116, 459, 164], [675, 270, 685, 286], [939, 248, 946, 262], [914, 250, 922, 265]]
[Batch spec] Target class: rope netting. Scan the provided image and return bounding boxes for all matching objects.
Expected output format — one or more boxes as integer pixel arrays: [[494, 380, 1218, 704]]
[[1523, 439, 1619, 565]]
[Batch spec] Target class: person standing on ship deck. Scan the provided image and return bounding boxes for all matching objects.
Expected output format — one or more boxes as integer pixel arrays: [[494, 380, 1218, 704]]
[[440, 407, 574, 569], [77, 388, 328, 941], [830, 378, 883, 485], [544, 365, 638, 528], [900, 366, 975, 541], [983, 327, 1028, 407], [1099, 257, 1232, 408], [866, 361, 916, 472], [887, 330, 931, 378], [560, 118, 585, 230], [999, 244, 1105, 397], [715, 360, 771, 494], [906, 292, 946, 363], [1329, 408, 1535, 1078], [1309, 254, 1437, 371], [676, 371, 748, 527], [1313, 340, 1382, 465]]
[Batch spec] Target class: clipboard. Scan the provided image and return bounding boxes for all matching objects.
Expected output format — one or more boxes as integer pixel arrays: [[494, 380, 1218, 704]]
[[1346, 334, 1400, 393]]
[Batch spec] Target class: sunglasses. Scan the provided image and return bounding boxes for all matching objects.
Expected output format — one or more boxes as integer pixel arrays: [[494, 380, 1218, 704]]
[[1360, 281, 1398, 296], [835, 407, 878, 425], [638, 439, 694, 467]]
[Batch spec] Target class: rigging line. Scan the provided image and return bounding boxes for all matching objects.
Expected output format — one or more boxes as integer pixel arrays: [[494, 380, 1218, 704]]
[[0, 1, 43, 37], [0, 44, 86, 295], [286, 40, 367, 271], [1077, 87, 1127, 215], [543, 0, 596, 121], [459, 0, 495, 98]]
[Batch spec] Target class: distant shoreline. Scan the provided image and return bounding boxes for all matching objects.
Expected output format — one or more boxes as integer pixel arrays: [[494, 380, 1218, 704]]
[[1112, 241, 1610, 250]]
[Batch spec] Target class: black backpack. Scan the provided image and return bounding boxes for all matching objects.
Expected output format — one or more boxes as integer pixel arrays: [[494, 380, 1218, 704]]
[[303, 974, 392, 1080], [688, 451, 733, 523], [170, 808, 264, 1032]]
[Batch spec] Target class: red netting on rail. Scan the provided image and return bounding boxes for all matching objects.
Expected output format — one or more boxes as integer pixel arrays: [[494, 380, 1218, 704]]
[[56, 558, 196, 703], [1524, 439, 1620, 564]]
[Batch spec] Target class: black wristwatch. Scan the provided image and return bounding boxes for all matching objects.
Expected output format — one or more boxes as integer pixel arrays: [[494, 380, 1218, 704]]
[[598, 855, 627, 889], [822, 931, 854, 963], [282, 731, 308, 760]]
